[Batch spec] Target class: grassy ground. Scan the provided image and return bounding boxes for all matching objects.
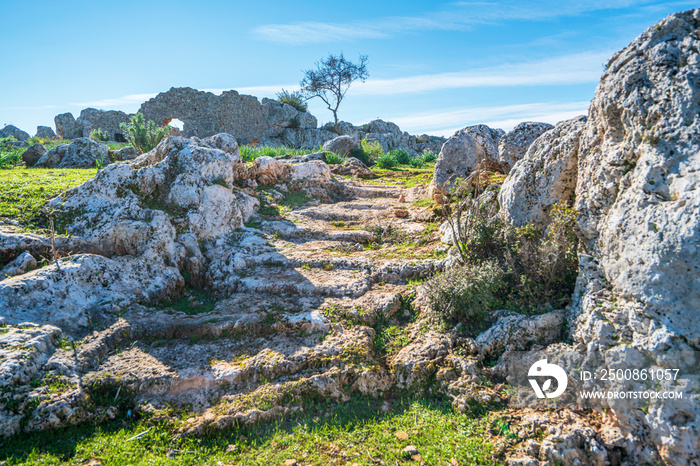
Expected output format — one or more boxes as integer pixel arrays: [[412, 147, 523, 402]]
[[0, 168, 97, 228], [0, 397, 499, 465]]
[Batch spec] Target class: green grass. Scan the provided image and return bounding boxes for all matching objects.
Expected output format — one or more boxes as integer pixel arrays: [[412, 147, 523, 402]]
[[0, 397, 496, 465], [0, 168, 97, 227], [239, 145, 313, 163], [152, 287, 218, 316]]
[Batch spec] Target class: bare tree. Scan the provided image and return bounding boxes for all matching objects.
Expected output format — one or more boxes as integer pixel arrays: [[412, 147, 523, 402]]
[[300, 53, 368, 135]]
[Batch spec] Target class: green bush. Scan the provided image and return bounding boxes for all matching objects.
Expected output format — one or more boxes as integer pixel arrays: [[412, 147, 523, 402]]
[[420, 149, 438, 163], [348, 147, 372, 166], [430, 191, 579, 326], [376, 152, 398, 170], [0, 137, 22, 169], [324, 151, 345, 165], [239, 145, 309, 163], [119, 113, 170, 155], [425, 261, 507, 330], [408, 155, 425, 168], [360, 139, 384, 163], [388, 148, 411, 165], [276, 89, 308, 113], [89, 128, 110, 142]]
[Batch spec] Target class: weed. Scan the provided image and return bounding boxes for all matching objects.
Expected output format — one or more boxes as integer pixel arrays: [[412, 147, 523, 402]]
[[276, 89, 308, 113], [323, 151, 345, 165], [89, 129, 110, 142], [119, 113, 169, 154]]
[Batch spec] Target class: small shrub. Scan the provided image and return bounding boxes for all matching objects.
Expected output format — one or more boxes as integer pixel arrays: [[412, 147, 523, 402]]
[[425, 261, 507, 329], [276, 89, 308, 113], [324, 151, 345, 165], [420, 149, 438, 163], [119, 113, 170, 155], [375, 152, 398, 170], [408, 156, 425, 168], [388, 148, 411, 165], [89, 128, 110, 142], [348, 147, 371, 166], [288, 115, 301, 129], [360, 139, 384, 163]]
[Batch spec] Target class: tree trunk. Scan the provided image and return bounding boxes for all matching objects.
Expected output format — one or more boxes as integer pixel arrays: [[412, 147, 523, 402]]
[[332, 111, 341, 135]]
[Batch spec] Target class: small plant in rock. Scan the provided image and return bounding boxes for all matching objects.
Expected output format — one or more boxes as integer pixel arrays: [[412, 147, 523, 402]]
[[89, 128, 110, 142], [276, 89, 308, 113], [119, 113, 170, 154], [324, 151, 345, 165]]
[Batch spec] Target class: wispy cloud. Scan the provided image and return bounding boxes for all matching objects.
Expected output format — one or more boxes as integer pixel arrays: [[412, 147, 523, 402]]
[[354, 51, 610, 95], [71, 93, 157, 108], [253, 0, 664, 44], [390, 101, 590, 135]]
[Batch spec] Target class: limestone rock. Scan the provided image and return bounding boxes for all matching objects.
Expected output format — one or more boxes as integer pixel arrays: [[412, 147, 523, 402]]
[[498, 117, 585, 227], [35, 138, 109, 168], [0, 124, 29, 142], [476, 310, 565, 360], [35, 126, 57, 139], [322, 135, 358, 157], [432, 125, 504, 194], [21, 143, 47, 167], [76, 108, 131, 141], [111, 146, 138, 161], [0, 250, 37, 277], [497, 121, 553, 173], [54, 113, 81, 139], [571, 10, 700, 465], [290, 161, 331, 183], [262, 98, 317, 129], [331, 157, 373, 179], [250, 156, 291, 185]]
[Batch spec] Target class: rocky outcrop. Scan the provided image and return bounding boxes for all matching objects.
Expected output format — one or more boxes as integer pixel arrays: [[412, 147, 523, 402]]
[[76, 108, 131, 141], [261, 98, 317, 129], [498, 116, 585, 227], [431, 125, 504, 195], [139, 87, 316, 144], [497, 121, 553, 173], [111, 145, 138, 161], [495, 10, 700, 465], [54, 113, 81, 139], [35, 138, 109, 168], [569, 10, 700, 465], [331, 157, 374, 178], [0, 250, 37, 277], [0, 124, 30, 141], [35, 126, 57, 139], [322, 135, 358, 156], [21, 143, 47, 167]]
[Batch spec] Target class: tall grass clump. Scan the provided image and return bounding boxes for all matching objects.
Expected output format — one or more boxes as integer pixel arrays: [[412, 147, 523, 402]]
[[119, 113, 170, 154], [324, 151, 345, 165], [420, 149, 438, 163], [375, 152, 398, 170], [0, 136, 23, 169], [239, 145, 309, 163], [276, 89, 308, 113]]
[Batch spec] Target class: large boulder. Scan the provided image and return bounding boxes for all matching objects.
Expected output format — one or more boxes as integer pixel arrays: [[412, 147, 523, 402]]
[[497, 121, 554, 173], [76, 108, 131, 141], [54, 113, 81, 139], [574, 10, 697, 465], [111, 146, 138, 161], [431, 124, 504, 194], [498, 117, 585, 227], [0, 125, 30, 142], [35, 126, 57, 139], [21, 143, 47, 167], [35, 138, 109, 168], [331, 157, 373, 179], [322, 135, 358, 157], [262, 98, 317, 129]]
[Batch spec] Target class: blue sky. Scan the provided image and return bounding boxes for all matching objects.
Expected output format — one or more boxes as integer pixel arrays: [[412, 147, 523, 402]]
[[0, 1, 694, 137]]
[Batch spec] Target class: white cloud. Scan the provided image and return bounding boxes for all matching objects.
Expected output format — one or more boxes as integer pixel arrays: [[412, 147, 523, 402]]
[[253, 1, 660, 44], [390, 101, 590, 135], [353, 51, 610, 95], [71, 93, 157, 109]]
